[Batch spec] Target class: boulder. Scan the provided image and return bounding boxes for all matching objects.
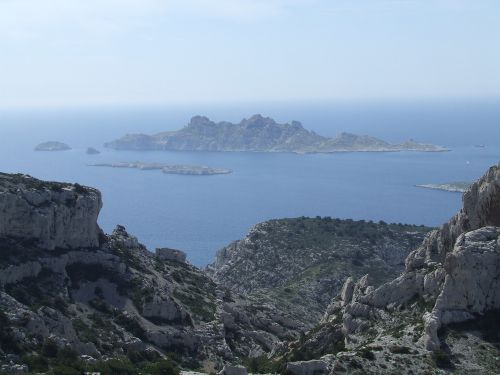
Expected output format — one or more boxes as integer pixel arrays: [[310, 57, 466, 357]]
[[156, 248, 187, 263], [286, 360, 328, 375], [142, 296, 187, 323], [218, 365, 248, 375]]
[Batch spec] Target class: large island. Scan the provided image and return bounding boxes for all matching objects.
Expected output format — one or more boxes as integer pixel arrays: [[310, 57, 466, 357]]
[[104, 114, 448, 153], [89, 162, 232, 175]]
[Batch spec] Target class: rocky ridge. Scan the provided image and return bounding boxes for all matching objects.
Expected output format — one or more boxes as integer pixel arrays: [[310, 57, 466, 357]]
[[104, 115, 448, 153], [208, 218, 431, 324], [277, 164, 500, 374]]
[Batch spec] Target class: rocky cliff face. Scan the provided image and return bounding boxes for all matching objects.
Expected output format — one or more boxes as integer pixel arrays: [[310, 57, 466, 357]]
[[0, 173, 305, 373], [104, 114, 447, 153], [0, 173, 102, 250], [280, 164, 500, 374]]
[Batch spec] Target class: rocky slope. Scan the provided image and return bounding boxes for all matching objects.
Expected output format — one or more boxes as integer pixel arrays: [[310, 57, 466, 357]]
[[1, 165, 499, 374], [275, 164, 500, 374], [104, 115, 447, 153], [208, 218, 431, 324], [0, 173, 305, 374]]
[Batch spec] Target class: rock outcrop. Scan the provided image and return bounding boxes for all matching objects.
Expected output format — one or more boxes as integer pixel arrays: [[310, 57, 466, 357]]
[[104, 114, 448, 153], [291, 164, 500, 374], [422, 226, 500, 350], [86, 147, 100, 155], [286, 360, 328, 375], [219, 364, 248, 375], [0, 173, 102, 250], [156, 248, 187, 263], [0, 172, 305, 373]]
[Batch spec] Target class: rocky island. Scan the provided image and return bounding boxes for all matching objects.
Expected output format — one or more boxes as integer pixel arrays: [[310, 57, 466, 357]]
[[416, 182, 471, 193], [86, 147, 100, 155], [104, 115, 448, 154], [89, 162, 232, 175], [0, 164, 499, 374], [34, 141, 71, 151]]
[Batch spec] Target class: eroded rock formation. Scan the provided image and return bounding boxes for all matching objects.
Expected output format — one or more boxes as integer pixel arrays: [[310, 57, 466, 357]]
[[0, 173, 102, 250]]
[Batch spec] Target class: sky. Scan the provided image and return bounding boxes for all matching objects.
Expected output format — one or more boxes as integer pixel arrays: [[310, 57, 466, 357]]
[[0, 0, 499, 108]]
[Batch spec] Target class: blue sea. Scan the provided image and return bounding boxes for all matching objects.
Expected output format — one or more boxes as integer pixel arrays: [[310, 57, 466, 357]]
[[1, 99, 499, 266]]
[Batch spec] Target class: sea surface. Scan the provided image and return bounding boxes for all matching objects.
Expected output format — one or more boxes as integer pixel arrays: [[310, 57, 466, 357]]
[[1, 100, 499, 266]]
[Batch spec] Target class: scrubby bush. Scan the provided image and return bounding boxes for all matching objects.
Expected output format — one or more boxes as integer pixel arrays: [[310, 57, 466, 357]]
[[0, 310, 22, 354], [41, 339, 59, 358], [359, 348, 375, 360], [389, 345, 411, 354], [141, 359, 180, 375], [22, 354, 49, 372], [432, 349, 454, 369]]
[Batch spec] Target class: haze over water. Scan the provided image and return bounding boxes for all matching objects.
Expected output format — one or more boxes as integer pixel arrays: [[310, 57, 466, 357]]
[[1, 100, 499, 266]]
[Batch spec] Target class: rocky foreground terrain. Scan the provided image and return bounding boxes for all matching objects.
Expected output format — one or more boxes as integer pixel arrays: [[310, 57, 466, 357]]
[[0, 164, 499, 374], [104, 114, 448, 153], [269, 164, 500, 374], [0, 173, 303, 374]]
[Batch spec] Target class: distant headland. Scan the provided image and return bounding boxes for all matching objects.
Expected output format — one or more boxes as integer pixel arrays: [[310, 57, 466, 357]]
[[104, 114, 449, 154], [416, 182, 471, 193], [89, 162, 232, 176]]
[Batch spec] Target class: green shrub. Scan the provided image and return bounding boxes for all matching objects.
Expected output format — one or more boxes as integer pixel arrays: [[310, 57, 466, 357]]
[[432, 349, 454, 369], [359, 348, 375, 360], [389, 345, 411, 354], [89, 358, 138, 375], [50, 184, 64, 192], [0, 310, 22, 354], [51, 364, 81, 375], [57, 346, 79, 366], [141, 359, 180, 375], [22, 354, 49, 372], [73, 183, 87, 194], [41, 338, 59, 358]]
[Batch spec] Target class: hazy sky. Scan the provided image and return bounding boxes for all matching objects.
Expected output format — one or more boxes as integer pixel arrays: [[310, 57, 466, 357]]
[[1, 0, 499, 107]]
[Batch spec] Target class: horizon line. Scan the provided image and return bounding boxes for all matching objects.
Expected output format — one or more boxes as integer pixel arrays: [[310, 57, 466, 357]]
[[1, 96, 500, 111]]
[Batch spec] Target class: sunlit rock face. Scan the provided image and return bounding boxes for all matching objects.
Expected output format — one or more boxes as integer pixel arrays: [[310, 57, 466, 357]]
[[321, 164, 500, 352], [0, 173, 103, 250]]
